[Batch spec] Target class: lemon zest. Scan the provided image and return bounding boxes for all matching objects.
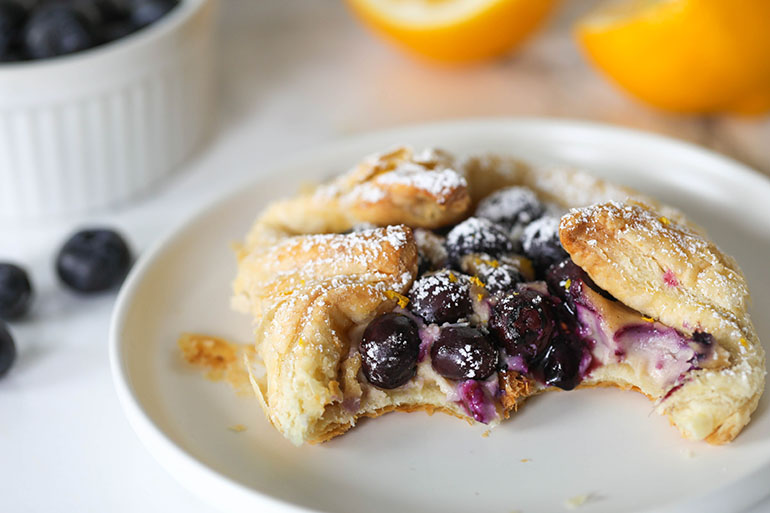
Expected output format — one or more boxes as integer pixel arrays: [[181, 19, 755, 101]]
[[659, 216, 671, 225], [385, 290, 410, 308], [448, 271, 458, 283], [642, 316, 655, 323], [470, 275, 485, 288]]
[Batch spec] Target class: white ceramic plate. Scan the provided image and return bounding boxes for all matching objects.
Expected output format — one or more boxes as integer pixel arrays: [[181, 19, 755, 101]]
[[110, 119, 770, 513]]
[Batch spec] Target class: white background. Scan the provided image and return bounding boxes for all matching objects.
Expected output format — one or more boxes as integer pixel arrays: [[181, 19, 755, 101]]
[[2, 1, 769, 512]]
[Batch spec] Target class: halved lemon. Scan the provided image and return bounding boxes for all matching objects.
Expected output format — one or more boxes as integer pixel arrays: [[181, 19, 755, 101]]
[[346, 0, 559, 63], [575, 0, 770, 115]]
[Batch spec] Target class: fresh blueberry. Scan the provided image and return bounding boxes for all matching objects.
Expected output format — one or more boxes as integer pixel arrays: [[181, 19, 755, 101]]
[[71, 0, 126, 28], [430, 326, 497, 381], [445, 217, 514, 267], [489, 288, 556, 363], [0, 48, 23, 62], [0, 0, 26, 58], [24, 4, 95, 59], [360, 313, 420, 389], [129, 0, 178, 29], [459, 253, 524, 295], [475, 186, 545, 235], [56, 228, 132, 293], [537, 334, 581, 390], [0, 263, 33, 320], [96, 20, 136, 43], [0, 321, 15, 378], [521, 215, 568, 276], [408, 270, 473, 325]]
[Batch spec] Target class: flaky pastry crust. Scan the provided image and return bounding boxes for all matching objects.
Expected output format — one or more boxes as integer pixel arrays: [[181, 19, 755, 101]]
[[560, 202, 764, 443], [221, 146, 764, 445]]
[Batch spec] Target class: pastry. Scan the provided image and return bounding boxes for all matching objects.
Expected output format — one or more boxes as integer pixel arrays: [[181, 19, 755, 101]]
[[181, 146, 765, 446]]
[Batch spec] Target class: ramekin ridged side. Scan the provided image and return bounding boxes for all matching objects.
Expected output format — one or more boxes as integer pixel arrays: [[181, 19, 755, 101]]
[[0, 0, 217, 221]]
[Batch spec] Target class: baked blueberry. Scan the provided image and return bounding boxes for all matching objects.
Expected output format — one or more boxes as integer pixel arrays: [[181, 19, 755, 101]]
[[489, 289, 556, 363], [459, 254, 524, 295], [56, 228, 132, 293], [0, 320, 15, 378], [414, 228, 448, 275], [538, 335, 581, 390], [129, 0, 178, 29], [430, 326, 497, 381], [24, 4, 95, 59], [360, 313, 420, 389], [408, 270, 472, 324], [0, 263, 33, 320], [474, 186, 545, 234], [545, 258, 615, 305], [445, 217, 514, 266], [521, 216, 568, 276], [0, 0, 26, 58]]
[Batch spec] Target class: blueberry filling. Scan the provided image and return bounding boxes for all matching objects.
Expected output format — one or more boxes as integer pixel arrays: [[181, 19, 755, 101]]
[[459, 253, 525, 295], [474, 186, 545, 238], [360, 313, 421, 389], [430, 326, 497, 381], [354, 186, 720, 421], [408, 270, 473, 325], [489, 288, 556, 367], [445, 217, 515, 267], [521, 216, 569, 277]]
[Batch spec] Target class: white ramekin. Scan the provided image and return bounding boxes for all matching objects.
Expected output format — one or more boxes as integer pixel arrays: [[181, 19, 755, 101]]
[[0, 0, 217, 221]]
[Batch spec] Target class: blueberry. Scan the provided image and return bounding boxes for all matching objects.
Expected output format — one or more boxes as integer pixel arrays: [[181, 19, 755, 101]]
[[0, 263, 33, 320], [538, 335, 581, 390], [24, 4, 95, 59], [0, 48, 23, 62], [360, 313, 420, 389], [489, 289, 556, 363], [445, 217, 514, 267], [0, 0, 26, 58], [475, 186, 545, 235], [129, 0, 178, 29], [430, 326, 497, 381], [459, 253, 524, 295], [71, 0, 126, 28], [56, 228, 132, 293], [545, 258, 615, 305], [521, 216, 568, 276], [0, 321, 15, 378], [414, 228, 447, 275], [408, 270, 473, 325], [692, 330, 715, 346], [96, 20, 136, 43]]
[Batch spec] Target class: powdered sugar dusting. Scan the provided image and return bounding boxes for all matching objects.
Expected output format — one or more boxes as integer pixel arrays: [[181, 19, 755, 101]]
[[372, 164, 467, 203], [475, 186, 544, 228], [522, 215, 561, 254]]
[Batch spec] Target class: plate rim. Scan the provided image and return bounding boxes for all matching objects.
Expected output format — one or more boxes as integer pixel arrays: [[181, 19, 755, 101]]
[[109, 117, 770, 513]]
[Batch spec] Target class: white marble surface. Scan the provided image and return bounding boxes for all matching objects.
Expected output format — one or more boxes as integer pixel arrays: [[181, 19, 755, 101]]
[[1, 1, 769, 512]]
